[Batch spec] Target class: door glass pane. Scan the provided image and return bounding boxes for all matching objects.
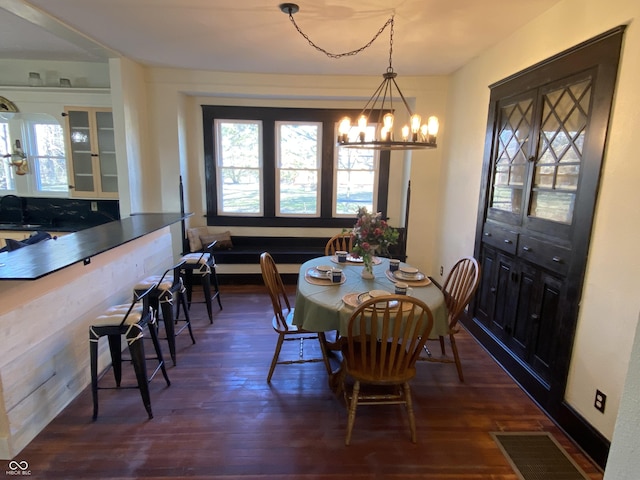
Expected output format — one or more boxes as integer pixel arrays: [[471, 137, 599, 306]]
[[215, 120, 262, 215], [276, 122, 320, 216], [490, 99, 533, 213], [531, 79, 591, 224]]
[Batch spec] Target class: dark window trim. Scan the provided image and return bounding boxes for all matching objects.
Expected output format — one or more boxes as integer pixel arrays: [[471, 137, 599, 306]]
[[202, 105, 390, 228]]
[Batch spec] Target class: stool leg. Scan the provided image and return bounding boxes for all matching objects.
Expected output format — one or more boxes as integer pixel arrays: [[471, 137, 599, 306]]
[[183, 269, 194, 309], [90, 330, 100, 421], [160, 297, 177, 366], [178, 288, 196, 345], [147, 317, 171, 387], [126, 332, 153, 420], [200, 273, 214, 323], [211, 264, 223, 310], [107, 334, 123, 387]]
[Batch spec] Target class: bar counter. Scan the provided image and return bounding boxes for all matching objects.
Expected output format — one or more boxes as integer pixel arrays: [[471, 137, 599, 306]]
[[0, 213, 185, 280], [0, 213, 184, 459]]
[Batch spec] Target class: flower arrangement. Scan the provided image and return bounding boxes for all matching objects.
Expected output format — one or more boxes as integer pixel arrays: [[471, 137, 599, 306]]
[[349, 206, 399, 276]]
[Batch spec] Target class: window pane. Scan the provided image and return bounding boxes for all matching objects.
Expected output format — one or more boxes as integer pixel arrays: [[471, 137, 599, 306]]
[[276, 122, 320, 216], [32, 123, 68, 192], [334, 124, 378, 216], [0, 122, 15, 190], [215, 120, 262, 215]]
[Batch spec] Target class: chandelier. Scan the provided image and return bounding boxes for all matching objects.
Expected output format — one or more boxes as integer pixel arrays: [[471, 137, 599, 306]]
[[280, 3, 439, 151]]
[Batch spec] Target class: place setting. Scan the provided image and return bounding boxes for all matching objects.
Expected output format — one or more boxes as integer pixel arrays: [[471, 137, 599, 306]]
[[385, 259, 432, 286], [342, 286, 414, 311], [330, 250, 383, 266], [305, 264, 346, 285]]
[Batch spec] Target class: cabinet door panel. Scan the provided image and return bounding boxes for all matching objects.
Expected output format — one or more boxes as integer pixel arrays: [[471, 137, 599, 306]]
[[530, 273, 563, 383], [476, 245, 501, 328], [509, 265, 537, 359]]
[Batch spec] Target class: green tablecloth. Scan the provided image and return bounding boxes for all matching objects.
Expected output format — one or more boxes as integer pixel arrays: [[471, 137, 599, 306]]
[[293, 256, 448, 338]]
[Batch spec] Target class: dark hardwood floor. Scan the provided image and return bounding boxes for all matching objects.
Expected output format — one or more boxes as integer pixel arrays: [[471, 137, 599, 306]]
[[15, 285, 603, 479]]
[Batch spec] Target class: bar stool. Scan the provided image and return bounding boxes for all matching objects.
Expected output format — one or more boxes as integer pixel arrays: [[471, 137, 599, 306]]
[[134, 260, 195, 366], [89, 285, 170, 420], [179, 240, 223, 323]]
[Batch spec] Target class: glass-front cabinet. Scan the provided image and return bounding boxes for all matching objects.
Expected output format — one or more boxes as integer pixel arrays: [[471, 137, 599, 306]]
[[64, 107, 118, 198]]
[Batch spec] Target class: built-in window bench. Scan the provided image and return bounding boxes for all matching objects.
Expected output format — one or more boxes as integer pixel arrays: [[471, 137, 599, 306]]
[[186, 229, 407, 284]]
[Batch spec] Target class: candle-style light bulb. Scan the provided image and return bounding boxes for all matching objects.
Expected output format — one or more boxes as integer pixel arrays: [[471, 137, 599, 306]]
[[410, 114, 421, 133], [338, 117, 351, 143], [427, 116, 440, 136], [401, 125, 410, 141], [382, 113, 394, 142], [357, 115, 368, 142]]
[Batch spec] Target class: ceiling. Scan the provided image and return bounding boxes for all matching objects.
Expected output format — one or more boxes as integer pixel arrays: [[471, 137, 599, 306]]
[[0, 0, 563, 76]]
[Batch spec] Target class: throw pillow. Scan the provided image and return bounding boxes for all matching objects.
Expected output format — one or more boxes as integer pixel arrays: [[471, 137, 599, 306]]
[[187, 226, 210, 252], [200, 231, 233, 250]]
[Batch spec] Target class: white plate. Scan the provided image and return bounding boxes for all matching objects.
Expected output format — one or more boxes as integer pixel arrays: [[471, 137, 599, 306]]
[[307, 268, 330, 279], [357, 291, 398, 309], [393, 270, 426, 281], [346, 254, 363, 263]]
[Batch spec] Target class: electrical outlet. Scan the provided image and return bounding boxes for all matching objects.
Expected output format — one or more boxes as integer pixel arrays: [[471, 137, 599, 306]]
[[90, 201, 98, 212], [594, 389, 606, 413], [440, 266, 444, 276]]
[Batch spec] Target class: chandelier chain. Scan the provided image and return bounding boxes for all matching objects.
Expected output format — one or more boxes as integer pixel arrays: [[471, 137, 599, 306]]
[[287, 11, 394, 60]]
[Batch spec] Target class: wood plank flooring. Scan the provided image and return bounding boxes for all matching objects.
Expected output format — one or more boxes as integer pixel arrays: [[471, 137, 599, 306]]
[[15, 285, 604, 479]]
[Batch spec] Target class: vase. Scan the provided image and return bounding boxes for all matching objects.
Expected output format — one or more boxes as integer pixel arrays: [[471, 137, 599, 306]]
[[361, 254, 375, 279]]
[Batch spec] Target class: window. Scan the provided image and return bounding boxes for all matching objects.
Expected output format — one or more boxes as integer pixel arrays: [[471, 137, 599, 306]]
[[203, 105, 390, 228], [26, 119, 68, 193], [0, 120, 15, 191], [0, 114, 68, 196], [215, 119, 262, 215], [276, 121, 321, 216]]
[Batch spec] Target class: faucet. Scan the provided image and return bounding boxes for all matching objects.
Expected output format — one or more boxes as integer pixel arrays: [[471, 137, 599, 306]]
[[0, 194, 25, 224]]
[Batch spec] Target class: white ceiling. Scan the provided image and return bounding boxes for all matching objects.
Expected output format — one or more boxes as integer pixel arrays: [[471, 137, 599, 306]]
[[0, 0, 563, 76]]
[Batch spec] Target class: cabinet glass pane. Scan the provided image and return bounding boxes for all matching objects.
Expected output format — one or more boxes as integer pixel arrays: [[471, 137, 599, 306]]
[[490, 98, 533, 213], [74, 174, 95, 192], [530, 191, 574, 223], [101, 176, 118, 193], [492, 187, 523, 214], [72, 152, 93, 175], [531, 79, 591, 224]]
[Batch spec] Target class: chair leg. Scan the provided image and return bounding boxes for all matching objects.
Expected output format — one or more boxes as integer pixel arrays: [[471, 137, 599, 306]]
[[317, 332, 333, 376], [267, 333, 285, 383], [403, 382, 417, 443], [89, 332, 100, 421], [127, 336, 153, 419], [439, 335, 446, 355], [450, 334, 464, 382], [345, 380, 360, 446], [160, 299, 177, 366], [107, 334, 123, 386]]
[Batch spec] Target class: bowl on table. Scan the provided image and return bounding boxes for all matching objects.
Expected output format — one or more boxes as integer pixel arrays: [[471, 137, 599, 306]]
[[399, 266, 420, 279]]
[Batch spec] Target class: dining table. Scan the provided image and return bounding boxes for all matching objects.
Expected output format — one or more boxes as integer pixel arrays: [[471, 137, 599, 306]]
[[293, 255, 448, 338]]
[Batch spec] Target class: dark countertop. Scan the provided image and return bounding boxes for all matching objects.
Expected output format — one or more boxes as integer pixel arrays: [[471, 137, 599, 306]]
[[0, 213, 186, 281]]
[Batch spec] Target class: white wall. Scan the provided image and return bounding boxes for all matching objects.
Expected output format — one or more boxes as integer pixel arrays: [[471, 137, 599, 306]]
[[441, 0, 640, 439], [141, 69, 447, 264]]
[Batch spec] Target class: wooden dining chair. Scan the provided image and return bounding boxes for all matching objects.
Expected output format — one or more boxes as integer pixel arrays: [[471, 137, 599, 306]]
[[260, 252, 332, 382], [420, 256, 480, 382], [340, 295, 434, 445], [324, 232, 353, 256]]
